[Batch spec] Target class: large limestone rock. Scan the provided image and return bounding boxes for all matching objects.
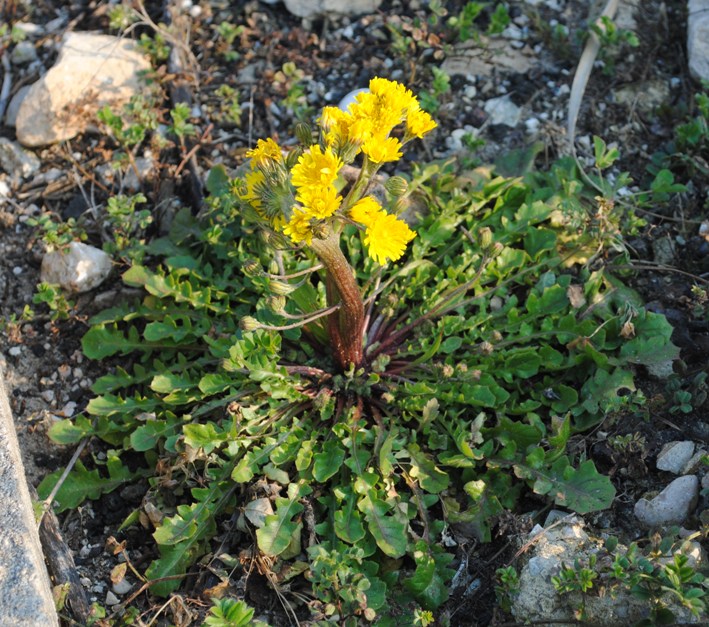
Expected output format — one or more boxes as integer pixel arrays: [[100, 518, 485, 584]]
[[16, 33, 151, 147], [283, 0, 382, 18], [40, 242, 113, 293], [688, 0, 709, 82]]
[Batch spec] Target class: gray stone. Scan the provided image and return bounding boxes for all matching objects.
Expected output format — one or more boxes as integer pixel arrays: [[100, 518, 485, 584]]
[[656, 441, 695, 474], [4, 85, 30, 128], [645, 360, 675, 379], [10, 41, 38, 66], [105, 591, 120, 606], [702, 472, 709, 490], [511, 516, 701, 624], [0, 138, 40, 181], [16, 32, 151, 147], [683, 449, 707, 475], [40, 241, 113, 293], [614, 79, 670, 113], [442, 38, 534, 79], [283, 0, 382, 18], [688, 0, 709, 82], [634, 475, 700, 527], [484, 95, 521, 127], [0, 372, 59, 626], [112, 577, 132, 595]]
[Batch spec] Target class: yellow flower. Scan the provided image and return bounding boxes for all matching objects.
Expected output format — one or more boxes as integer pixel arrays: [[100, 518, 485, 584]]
[[349, 196, 382, 227], [282, 208, 313, 245], [364, 212, 416, 264], [237, 169, 266, 210], [291, 145, 343, 189], [246, 138, 282, 168], [406, 107, 437, 138], [297, 185, 342, 220], [362, 135, 402, 164]]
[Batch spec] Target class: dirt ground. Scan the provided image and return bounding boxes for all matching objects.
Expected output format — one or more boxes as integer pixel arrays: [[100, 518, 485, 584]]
[[1, 0, 708, 625]]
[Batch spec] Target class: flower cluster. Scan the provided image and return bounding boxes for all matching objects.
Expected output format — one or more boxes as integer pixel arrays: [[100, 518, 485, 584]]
[[236, 77, 436, 265]]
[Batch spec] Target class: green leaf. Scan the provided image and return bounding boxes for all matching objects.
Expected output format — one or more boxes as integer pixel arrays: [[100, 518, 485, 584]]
[[312, 438, 345, 482], [524, 228, 557, 259], [407, 444, 449, 493], [358, 492, 407, 558], [47, 416, 93, 444], [206, 165, 230, 197], [334, 487, 366, 544], [523, 457, 616, 513], [404, 541, 452, 610], [37, 456, 135, 513], [256, 482, 311, 556], [82, 324, 145, 359]]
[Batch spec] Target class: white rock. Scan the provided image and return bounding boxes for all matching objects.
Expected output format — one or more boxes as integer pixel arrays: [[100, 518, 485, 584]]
[[122, 155, 155, 191], [112, 577, 132, 595], [338, 88, 368, 111], [283, 0, 382, 18], [40, 242, 113, 294], [16, 33, 151, 147], [13, 22, 45, 38], [656, 441, 695, 474], [483, 95, 521, 127], [10, 41, 38, 65], [682, 449, 707, 474], [8, 346, 21, 357], [105, 591, 120, 606], [0, 138, 40, 180], [4, 85, 30, 128], [634, 475, 700, 527], [688, 0, 709, 81]]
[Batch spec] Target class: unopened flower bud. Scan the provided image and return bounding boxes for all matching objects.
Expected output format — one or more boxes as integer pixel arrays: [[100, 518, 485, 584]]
[[479, 227, 493, 250], [311, 221, 329, 240], [488, 242, 504, 258], [294, 122, 313, 146], [385, 175, 408, 197], [242, 259, 262, 277], [479, 341, 494, 355], [267, 295, 286, 313], [239, 316, 261, 332], [270, 280, 294, 296]]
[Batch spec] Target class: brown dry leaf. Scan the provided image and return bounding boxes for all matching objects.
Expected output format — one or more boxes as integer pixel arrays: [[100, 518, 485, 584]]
[[567, 284, 586, 308], [202, 579, 229, 600], [620, 321, 636, 338], [110, 562, 128, 585]]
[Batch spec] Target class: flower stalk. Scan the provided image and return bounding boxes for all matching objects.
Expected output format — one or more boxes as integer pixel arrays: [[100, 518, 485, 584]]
[[310, 229, 364, 369]]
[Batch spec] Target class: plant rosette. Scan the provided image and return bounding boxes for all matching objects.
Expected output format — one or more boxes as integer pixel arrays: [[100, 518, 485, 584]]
[[40, 78, 678, 623]]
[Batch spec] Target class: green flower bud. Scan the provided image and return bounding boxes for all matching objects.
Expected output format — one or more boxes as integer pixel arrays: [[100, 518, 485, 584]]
[[479, 227, 493, 250], [239, 316, 261, 332], [267, 295, 286, 313], [385, 175, 408, 197], [294, 122, 313, 146], [270, 280, 294, 296], [242, 259, 262, 277], [489, 242, 504, 258]]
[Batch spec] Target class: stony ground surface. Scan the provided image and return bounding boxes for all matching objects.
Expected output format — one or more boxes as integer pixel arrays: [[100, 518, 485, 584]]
[[1, 0, 708, 625]]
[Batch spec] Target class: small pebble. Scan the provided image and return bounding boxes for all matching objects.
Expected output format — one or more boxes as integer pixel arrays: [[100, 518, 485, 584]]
[[8, 346, 21, 357], [105, 591, 120, 606], [41, 390, 55, 403], [12, 266, 22, 275], [112, 578, 133, 595], [656, 441, 695, 474]]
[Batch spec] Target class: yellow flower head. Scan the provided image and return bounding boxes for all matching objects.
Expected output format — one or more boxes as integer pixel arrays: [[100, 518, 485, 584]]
[[362, 135, 403, 164], [406, 106, 437, 139], [349, 196, 382, 227], [297, 185, 342, 220], [246, 138, 283, 168], [364, 212, 416, 264], [291, 145, 343, 190], [282, 208, 313, 245], [236, 169, 266, 210]]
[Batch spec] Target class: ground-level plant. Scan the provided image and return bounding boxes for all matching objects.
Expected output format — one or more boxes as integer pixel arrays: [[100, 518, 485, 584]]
[[39, 79, 677, 624]]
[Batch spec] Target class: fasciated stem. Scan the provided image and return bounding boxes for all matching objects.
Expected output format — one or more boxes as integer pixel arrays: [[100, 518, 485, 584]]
[[310, 229, 365, 370]]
